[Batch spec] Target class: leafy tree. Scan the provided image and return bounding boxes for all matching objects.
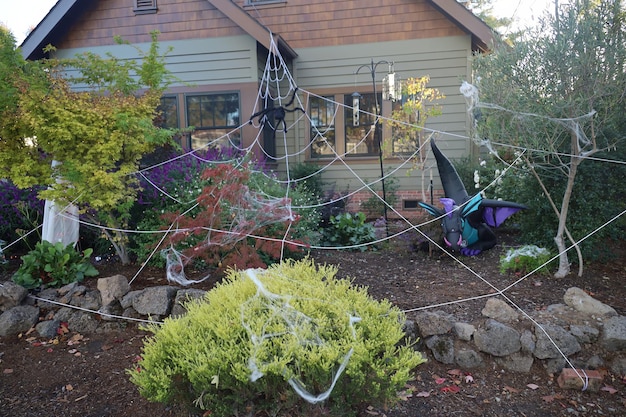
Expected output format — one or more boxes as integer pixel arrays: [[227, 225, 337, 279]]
[[386, 76, 444, 202], [471, 0, 626, 277], [0, 30, 176, 264]]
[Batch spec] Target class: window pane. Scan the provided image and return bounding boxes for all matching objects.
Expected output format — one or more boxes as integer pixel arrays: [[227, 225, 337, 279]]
[[310, 96, 336, 158], [186, 93, 240, 150], [344, 93, 380, 156]]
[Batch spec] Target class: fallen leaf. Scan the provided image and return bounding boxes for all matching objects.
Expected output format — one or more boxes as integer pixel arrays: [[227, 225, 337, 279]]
[[504, 386, 520, 393], [57, 322, 70, 336], [3, 368, 14, 374], [447, 369, 463, 377], [65, 384, 73, 391], [601, 385, 617, 394], [526, 383, 540, 390], [441, 385, 460, 393], [416, 391, 431, 398], [47, 348, 53, 353], [68, 349, 77, 354], [435, 377, 447, 385], [465, 374, 474, 384], [542, 395, 555, 403]]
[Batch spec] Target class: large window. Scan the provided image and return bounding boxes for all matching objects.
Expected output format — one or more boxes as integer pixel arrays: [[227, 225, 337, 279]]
[[344, 93, 381, 156], [186, 93, 240, 150], [309, 96, 336, 158]]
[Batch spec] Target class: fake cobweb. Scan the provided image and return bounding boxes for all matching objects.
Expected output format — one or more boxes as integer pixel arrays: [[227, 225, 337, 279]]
[[4, 32, 625, 403]]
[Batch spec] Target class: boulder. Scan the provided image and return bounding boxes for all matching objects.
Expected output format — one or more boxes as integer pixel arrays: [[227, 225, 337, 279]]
[[0, 305, 40, 337], [563, 287, 617, 317], [474, 319, 521, 357]]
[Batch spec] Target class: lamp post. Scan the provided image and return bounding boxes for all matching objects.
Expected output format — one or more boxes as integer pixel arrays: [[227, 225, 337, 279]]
[[354, 59, 398, 234]]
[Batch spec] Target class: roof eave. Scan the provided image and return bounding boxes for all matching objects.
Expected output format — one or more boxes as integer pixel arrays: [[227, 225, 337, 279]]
[[428, 0, 495, 52]]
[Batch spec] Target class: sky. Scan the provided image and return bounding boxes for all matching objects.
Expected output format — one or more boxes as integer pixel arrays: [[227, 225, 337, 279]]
[[0, 0, 555, 46]]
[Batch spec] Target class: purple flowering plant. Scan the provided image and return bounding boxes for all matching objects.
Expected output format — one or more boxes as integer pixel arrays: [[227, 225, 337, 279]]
[[0, 180, 45, 249]]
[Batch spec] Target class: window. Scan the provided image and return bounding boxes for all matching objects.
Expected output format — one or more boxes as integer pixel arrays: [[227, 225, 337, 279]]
[[134, 0, 157, 14], [309, 96, 336, 158], [345, 93, 381, 156], [186, 93, 240, 150], [156, 96, 178, 129]]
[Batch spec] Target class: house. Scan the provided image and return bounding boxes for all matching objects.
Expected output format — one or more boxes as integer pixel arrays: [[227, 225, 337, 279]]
[[22, 0, 494, 218]]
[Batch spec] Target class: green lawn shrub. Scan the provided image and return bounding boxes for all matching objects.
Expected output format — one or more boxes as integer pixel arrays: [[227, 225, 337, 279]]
[[129, 258, 424, 416]]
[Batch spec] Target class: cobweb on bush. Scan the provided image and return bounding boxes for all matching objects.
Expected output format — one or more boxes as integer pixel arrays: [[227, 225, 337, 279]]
[[242, 268, 359, 404]]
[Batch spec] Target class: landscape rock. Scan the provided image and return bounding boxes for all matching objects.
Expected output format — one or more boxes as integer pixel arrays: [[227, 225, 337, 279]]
[[481, 298, 519, 323], [534, 324, 581, 359], [425, 335, 455, 364], [563, 287, 617, 317], [68, 312, 98, 334], [0, 305, 40, 337], [414, 311, 454, 337], [171, 289, 207, 318], [474, 319, 521, 357], [569, 324, 599, 344], [520, 329, 536, 353], [36, 319, 61, 338], [600, 315, 626, 351], [0, 281, 28, 312], [453, 322, 475, 341], [97, 275, 131, 306], [455, 348, 483, 368], [132, 286, 177, 316], [557, 368, 603, 392], [495, 352, 534, 373]]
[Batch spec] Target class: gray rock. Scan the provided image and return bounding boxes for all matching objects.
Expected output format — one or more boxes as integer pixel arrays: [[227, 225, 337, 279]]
[[68, 312, 98, 334], [495, 352, 534, 373], [120, 290, 143, 309], [98, 301, 124, 321], [36, 319, 61, 338], [425, 335, 455, 364], [600, 315, 626, 351], [544, 357, 568, 374], [0, 305, 40, 337], [132, 286, 177, 316], [474, 319, 521, 357], [481, 298, 519, 323], [563, 287, 617, 317], [97, 275, 130, 306], [520, 329, 536, 354], [414, 311, 454, 337], [0, 281, 28, 312], [171, 289, 206, 318], [453, 322, 475, 341], [585, 355, 604, 370], [54, 307, 74, 322], [72, 290, 102, 311], [569, 325, 599, 344], [534, 324, 581, 359], [455, 348, 483, 368], [36, 288, 60, 309]]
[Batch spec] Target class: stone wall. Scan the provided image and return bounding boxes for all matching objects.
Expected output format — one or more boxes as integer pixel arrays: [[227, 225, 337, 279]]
[[1, 276, 624, 386]]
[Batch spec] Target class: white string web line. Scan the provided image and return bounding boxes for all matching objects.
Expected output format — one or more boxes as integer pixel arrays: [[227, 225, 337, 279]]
[[2, 34, 624, 396]]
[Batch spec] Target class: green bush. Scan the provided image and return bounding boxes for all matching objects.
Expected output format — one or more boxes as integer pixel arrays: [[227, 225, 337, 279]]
[[499, 245, 555, 275], [129, 258, 424, 416], [321, 212, 377, 251], [12, 241, 99, 289]]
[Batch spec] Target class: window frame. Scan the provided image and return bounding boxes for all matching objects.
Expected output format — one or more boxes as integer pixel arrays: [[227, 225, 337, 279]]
[[185, 92, 241, 151], [309, 95, 336, 159], [344, 92, 382, 157]]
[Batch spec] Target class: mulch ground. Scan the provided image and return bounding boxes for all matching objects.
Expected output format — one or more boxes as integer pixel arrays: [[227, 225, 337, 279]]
[[1, 231, 625, 416]]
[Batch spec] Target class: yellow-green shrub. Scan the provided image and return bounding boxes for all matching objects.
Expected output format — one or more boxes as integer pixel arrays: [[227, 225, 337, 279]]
[[129, 258, 424, 416]]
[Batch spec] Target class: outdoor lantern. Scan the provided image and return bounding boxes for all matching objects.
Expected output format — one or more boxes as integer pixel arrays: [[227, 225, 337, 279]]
[[352, 92, 361, 126]]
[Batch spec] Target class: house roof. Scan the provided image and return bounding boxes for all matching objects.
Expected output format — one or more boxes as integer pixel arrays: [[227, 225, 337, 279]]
[[21, 0, 493, 60]]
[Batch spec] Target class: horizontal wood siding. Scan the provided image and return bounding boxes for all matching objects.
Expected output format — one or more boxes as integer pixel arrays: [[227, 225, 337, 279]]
[[55, 35, 258, 86]]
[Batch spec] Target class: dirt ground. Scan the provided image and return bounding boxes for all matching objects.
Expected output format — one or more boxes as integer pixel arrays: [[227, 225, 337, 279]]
[[1, 231, 625, 417]]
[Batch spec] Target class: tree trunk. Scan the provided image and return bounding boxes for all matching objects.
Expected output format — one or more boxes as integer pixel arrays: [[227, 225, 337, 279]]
[[554, 153, 582, 278]]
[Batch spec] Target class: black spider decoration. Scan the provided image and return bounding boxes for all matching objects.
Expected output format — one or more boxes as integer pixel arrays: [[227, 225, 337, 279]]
[[249, 88, 305, 133]]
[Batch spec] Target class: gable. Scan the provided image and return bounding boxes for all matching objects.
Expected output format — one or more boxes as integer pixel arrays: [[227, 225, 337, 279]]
[[22, 0, 493, 60]]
